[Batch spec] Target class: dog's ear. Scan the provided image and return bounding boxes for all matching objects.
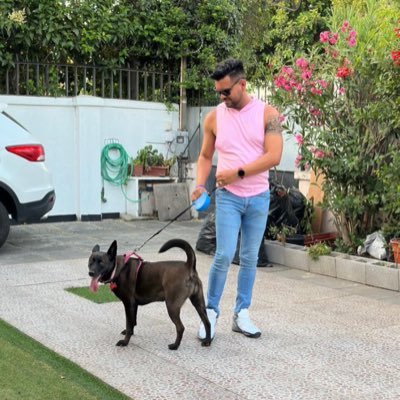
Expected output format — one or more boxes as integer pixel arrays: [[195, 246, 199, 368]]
[[107, 240, 117, 260], [92, 244, 100, 253]]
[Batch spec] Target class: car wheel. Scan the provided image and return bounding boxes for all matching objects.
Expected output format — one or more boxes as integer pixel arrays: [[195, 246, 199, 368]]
[[0, 201, 10, 248]]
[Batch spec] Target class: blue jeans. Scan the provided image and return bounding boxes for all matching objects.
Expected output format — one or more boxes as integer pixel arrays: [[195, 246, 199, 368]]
[[207, 188, 270, 315]]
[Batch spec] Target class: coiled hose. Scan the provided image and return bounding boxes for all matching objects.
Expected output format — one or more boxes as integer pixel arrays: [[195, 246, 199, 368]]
[[100, 142, 138, 203], [101, 143, 131, 185]]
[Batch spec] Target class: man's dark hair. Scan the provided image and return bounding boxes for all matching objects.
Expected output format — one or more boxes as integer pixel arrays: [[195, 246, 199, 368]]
[[210, 59, 245, 81]]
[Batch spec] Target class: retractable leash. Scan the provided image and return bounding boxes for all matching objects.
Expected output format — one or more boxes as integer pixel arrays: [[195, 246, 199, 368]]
[[134, 187, 216, 252]]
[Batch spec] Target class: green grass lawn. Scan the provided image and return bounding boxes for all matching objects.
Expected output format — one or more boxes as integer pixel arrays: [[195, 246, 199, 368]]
[[0, 319, 130, 400], [66, 284, 119, 304]]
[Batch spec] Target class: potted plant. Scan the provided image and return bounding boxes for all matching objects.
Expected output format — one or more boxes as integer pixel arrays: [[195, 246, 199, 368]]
[[132, 159, 144, 176], [131, 146, 149, 176], [268, 224, 298, 246], [132, 145, 171, 177], [143, 146, 167, 176], [391, 238, 400, 264]]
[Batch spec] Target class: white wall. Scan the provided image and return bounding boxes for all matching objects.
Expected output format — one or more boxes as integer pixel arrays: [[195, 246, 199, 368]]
[[1, 95, 298, 220], [0, 95, 179, 219]]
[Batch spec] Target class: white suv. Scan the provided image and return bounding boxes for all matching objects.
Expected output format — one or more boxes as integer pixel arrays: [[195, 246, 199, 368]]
[[0, 104, 55, 248]]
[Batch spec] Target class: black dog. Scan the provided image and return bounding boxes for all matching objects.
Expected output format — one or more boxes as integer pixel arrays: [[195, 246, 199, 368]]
[[88, 238, 211, 350]]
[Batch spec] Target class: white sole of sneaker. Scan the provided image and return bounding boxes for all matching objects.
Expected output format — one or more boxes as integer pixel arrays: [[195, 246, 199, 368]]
[[232, 322, 261, 338]]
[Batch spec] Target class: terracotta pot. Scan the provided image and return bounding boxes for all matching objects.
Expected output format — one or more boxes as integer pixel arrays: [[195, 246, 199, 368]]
[[285, 232, 338, 247], [304, 232, 338, 247], [390, 239, 400, 264], [133, 164, 144, 176], [143, 166, 169, 177]]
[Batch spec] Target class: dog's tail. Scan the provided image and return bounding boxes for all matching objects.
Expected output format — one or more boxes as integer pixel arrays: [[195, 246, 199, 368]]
[[158, 239, 196, 271]]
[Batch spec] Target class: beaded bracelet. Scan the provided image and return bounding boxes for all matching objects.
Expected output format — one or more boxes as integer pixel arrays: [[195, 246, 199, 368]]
[[196, 184, 206, 189]]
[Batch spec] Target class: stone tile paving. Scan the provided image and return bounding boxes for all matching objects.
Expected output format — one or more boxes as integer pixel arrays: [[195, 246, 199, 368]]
[[0, 220, 399, 399]]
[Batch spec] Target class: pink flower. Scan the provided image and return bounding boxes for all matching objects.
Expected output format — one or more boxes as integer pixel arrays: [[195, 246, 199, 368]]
[[320, 31, 330, 43], [295, 133, 303, 145], [283, 83, 292, 91], [301, 70, 312, 80], [282, 66, 294, 76], [337, 66, 352, 79], [296, 57, 309, 69], [314, 149, 326, 159], [310, 87, 323, 96], [331, 50, 339, 58], [310, 108, 321, 116], [349, 29, 357, 38], [341, 20, 350, 33], [329, 33, 339, 45], [392, 51, 400, 66], [274, 75, 288, 88], [320, 31, 340, 45], [339, 87, 346, 95], [348, 37, 357, 47], [279, 114, 286, 123], [318, 80, 328, 89], [295, 154, 303, 168]]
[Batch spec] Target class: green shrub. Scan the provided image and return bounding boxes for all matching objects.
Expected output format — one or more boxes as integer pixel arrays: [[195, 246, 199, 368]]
[[308, 243, 332, 260]]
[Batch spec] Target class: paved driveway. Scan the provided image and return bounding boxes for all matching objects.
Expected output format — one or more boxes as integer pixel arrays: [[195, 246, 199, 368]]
[[1, 219, 400, 399]]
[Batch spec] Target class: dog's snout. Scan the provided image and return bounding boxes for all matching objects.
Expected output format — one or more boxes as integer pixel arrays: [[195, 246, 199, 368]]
[[88, 271, 94, 277]]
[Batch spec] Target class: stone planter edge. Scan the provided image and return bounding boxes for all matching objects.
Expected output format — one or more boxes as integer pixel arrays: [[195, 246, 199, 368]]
[[264, 240, 399, 292]]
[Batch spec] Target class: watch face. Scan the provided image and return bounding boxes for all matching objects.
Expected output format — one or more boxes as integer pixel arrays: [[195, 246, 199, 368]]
[[238, 169, 245, 178]]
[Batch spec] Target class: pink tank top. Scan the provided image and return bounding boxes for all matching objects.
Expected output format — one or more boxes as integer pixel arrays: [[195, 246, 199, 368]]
[[215, 98, 269, 197]]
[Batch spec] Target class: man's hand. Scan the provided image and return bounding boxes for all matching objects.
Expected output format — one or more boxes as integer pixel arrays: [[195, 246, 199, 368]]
[[191, 185, 207, 201], [216, 169, 239, 187]]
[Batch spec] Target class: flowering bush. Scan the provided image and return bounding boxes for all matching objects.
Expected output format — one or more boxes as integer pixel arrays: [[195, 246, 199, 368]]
[[378, 145, 400, 240], [270, 2, 400, 251]]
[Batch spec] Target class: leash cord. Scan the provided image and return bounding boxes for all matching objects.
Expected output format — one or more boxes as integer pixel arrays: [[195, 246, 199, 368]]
[[134, 186, 217, 251]]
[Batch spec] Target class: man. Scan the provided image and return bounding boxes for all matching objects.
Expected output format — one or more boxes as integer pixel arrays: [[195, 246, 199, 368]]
[[192, 59, 283, 340]]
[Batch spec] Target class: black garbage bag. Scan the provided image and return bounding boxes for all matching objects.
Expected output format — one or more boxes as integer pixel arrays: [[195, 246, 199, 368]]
[[195, 212, 216, 255], [265, 181, 307, 238], [196, 182, 307, 265], [196, 212, 271, 267]]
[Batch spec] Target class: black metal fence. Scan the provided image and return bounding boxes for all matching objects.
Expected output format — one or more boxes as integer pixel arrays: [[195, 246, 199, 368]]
[[0, 60, 180, 103]]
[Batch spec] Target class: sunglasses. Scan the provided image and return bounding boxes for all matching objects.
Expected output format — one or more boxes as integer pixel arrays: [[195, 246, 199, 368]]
[[215, 77, 242, 97]]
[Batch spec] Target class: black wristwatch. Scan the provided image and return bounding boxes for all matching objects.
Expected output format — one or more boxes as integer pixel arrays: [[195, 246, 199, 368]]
[[238, 168, 245, 179]]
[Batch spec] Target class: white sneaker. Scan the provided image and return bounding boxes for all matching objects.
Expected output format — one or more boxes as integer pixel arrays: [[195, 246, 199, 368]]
[[198, 308, 218, 340], [232, 309, 261, 338]]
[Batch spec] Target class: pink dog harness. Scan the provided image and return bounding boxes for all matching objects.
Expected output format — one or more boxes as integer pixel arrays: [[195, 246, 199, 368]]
[[109, 251, 144, 290]]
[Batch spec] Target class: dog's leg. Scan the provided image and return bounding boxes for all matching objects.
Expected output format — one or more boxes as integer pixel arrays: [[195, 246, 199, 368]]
[[165, 302, 184, 350], [116, 300, 135, 346], [132, 302, 138, 329], [120, 302, 137, 336], [190, 292, 212, 347]]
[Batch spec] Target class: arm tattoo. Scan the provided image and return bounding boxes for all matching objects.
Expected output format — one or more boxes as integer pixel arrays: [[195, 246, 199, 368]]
[[265, 116, 283, 135]]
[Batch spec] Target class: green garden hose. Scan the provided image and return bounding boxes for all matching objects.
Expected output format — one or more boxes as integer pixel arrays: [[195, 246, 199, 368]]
[[101, 142, 131, 187], [100, 142, 142, 203]]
